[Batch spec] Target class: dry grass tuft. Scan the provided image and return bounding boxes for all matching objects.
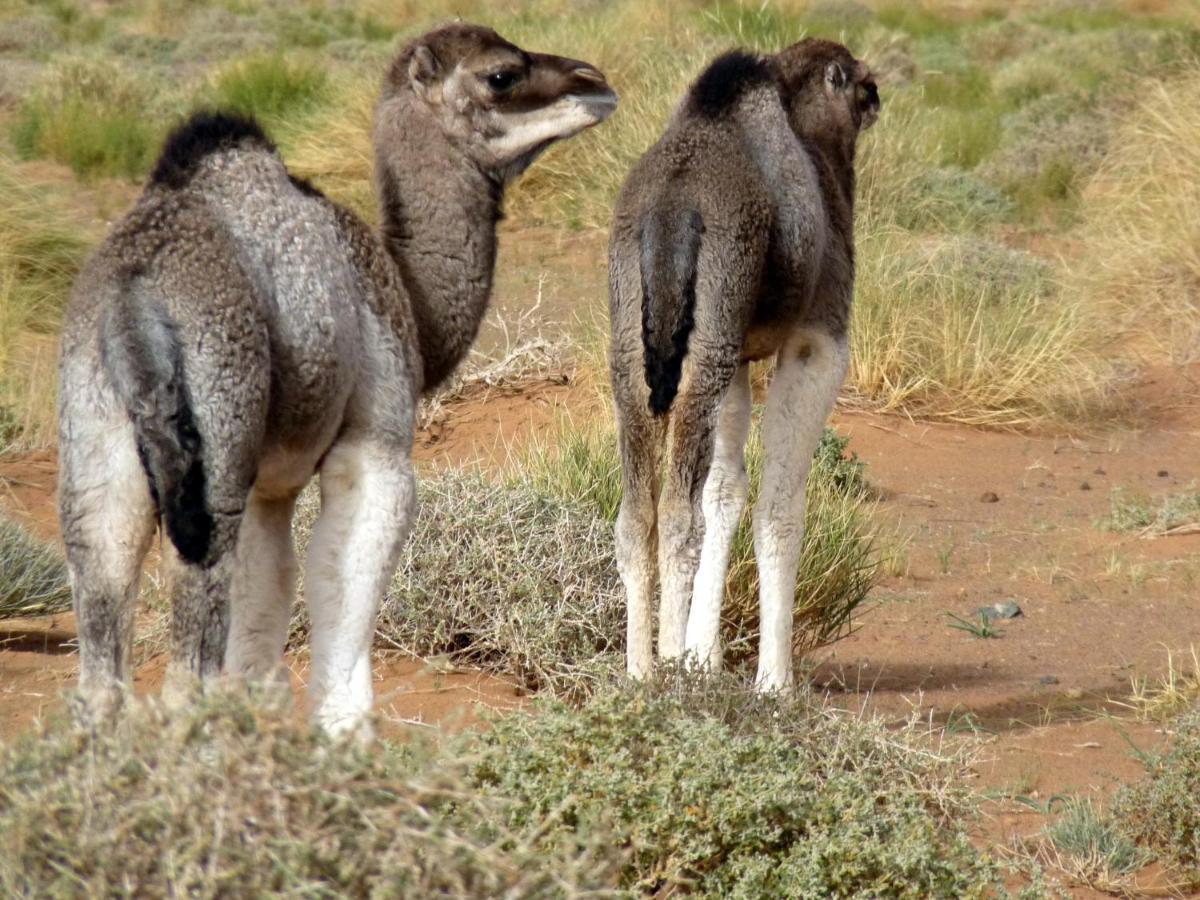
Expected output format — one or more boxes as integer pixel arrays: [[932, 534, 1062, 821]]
[[0, 513, 71, 619], [0, 158, 93, 449], [850, 231, 1120, 427], [1067, 67, 1200, 363]]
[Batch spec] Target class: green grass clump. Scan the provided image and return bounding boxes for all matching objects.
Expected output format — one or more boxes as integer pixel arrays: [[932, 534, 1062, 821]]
[[1097, 487, 1200, 535], [467, 668, 998, 898], [0, 514, 71, 619], [1113, 710, 1200, 880], [1038, 796, 1150, 889], [208, 53, 331, 123], [0, 695, 621, 897], [11, 57, 167, 179]]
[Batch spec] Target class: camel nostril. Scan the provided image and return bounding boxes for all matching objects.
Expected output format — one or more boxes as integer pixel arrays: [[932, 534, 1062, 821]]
[[572, 65, 607, 86]]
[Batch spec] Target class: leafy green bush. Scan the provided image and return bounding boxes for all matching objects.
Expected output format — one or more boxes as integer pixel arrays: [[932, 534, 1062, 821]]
[[467, 669, 998, 898], [0, 513, 71, 619]]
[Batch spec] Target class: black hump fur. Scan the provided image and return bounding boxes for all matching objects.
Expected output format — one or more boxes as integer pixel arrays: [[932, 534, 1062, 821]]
[[150, 111, 273, 190], [689, 50, 774, 118]]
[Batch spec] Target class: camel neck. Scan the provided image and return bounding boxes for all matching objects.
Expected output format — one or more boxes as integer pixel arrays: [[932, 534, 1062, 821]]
[[374, 96, 503, 392]]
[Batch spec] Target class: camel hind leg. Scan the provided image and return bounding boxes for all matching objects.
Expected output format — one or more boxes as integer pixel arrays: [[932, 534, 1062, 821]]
[[58, 385, 156, 724], [305, 435, 416, 739], [684, 362, 751, 670], [614, 403, 666, 678], [753, 329, 849, 691], [224, 491, 300, 694]]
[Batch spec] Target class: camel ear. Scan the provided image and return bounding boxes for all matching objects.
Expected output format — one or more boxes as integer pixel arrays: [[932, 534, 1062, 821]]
[[825, 61, 848, 90], [409, 45, 440, 90]]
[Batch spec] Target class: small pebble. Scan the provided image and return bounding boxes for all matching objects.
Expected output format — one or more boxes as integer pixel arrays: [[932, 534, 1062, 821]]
[[1094, 467, 1106, 476], [979, 491, 1000, 503], [1157, 469, 1169, 478], [1080, 481, 1091, 491], [1039, 675, 1060, 686]]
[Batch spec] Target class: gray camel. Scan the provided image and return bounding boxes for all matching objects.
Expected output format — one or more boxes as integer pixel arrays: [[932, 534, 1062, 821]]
[[607, 38, 878, 689], [57, 23, 616, 738]]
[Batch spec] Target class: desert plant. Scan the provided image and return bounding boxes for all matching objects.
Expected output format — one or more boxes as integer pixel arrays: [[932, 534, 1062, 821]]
[[466, 667, 999, 898], [11, 57, 171, 179], [1068, 66, 1200, 363], [0, 694, 622, 897], [207, 52, 330, 123], [1098, 487, 1200, 535], [1037, 796, 1150, 890], [0, 513, 71, 619], [850, 232, 1116, 427], [1113, 710, 1200, 880], [292, 469, 625, 696]]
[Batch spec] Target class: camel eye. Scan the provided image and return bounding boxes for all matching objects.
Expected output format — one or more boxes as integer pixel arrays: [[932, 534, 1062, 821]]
[[485, 70, 521, 94]]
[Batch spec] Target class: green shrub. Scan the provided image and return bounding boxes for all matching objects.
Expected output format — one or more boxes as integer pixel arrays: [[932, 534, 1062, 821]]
[[1113, 710, 1200, 878], [467, 669, 998, 898], [11, 58, 166, 179], [293, 469, 625, 696], [0, 696, 620, 897], [0, 513, 71, 618]]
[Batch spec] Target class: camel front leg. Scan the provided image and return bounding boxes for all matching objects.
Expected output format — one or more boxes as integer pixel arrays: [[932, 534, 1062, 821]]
[[754, 330, 848, 691], [305, 439, 416, 740]]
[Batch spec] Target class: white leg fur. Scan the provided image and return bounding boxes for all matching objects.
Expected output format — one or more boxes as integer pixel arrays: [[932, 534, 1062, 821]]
[[616, 503, 656, 678], [656, 503, 695, 660], [305, 440, 415, 739], [753, 331, 849, 691], [61, 411, 156, 720], [684, 364, 751, 670], [225, 492, 298, 690]]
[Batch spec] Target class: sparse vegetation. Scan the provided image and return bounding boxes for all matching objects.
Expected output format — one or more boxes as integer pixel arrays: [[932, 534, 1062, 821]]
[[0, 675, 1001, 898], [1113, 710, 1200, 883], [1098, 486, 1200, 535], [945, 611, 1001, 639], [290, 421, 877, 695], [0, 513, 71, 619], [468, 668, 999, 897]]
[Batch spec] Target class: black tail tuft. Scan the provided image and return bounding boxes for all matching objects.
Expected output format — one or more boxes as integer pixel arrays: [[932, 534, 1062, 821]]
[[101, 291, 214, 566], [641, 208, 704, 417], [150, 110, 273, 190]]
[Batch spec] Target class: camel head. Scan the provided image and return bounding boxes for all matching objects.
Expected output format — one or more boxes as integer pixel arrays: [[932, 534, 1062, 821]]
[[386, 23, 618, 182], [773, 38, 879, 143]]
